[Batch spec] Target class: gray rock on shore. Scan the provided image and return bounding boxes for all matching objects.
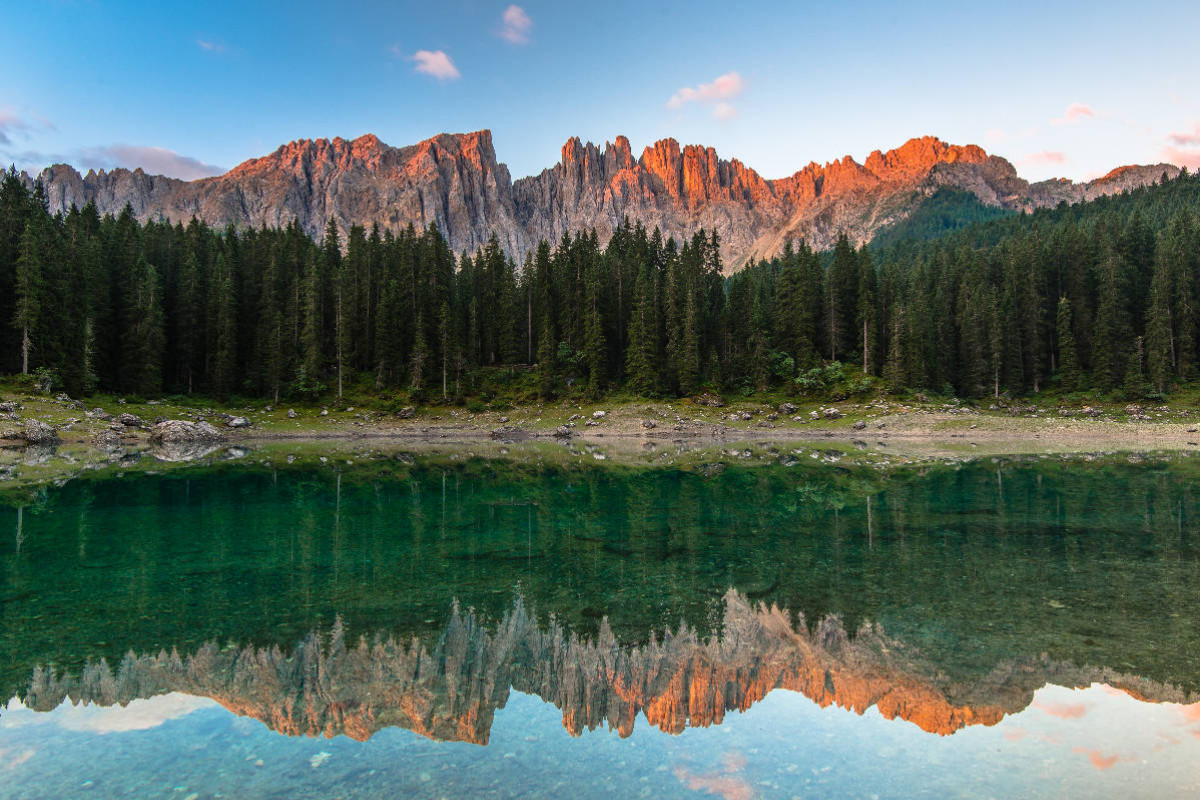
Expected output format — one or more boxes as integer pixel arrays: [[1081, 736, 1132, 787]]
[[22, 419, 59, 444], [148, 419, 224, 443]]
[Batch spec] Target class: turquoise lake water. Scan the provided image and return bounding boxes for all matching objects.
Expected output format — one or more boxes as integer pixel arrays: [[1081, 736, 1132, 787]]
[[1, 450, 1198, 798]]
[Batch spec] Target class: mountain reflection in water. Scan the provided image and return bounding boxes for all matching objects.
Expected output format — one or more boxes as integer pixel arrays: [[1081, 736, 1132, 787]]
[[15, 590, 1196, 744]]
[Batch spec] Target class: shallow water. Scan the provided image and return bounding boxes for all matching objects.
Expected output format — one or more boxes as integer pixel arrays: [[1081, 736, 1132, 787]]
[[1, 451, 1199, 798]]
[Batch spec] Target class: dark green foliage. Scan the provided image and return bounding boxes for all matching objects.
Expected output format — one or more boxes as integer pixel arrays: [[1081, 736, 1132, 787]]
[[1056, 298, 1082, 392], [1, 168, 1199, 401], [868, 188, 1014, 250]]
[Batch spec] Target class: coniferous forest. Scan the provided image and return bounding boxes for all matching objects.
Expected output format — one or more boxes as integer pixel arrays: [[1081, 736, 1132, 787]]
[[1, 165, 1199, 404]]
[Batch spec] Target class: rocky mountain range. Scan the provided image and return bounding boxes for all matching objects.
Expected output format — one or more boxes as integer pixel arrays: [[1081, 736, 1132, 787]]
[[18, 591, 1193, 744], [22, 131, 1180, 271]]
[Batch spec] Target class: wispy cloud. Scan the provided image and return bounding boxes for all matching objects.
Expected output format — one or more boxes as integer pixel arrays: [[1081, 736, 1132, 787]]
[[498, 5, 532, 45], [1168, 124, 1200, 147], [1051, 103, 1096, 126], [1035, 700, 1089, 720], [408, 49, 461, 81], [713, 102, 738, 121], [667, 72, 745, 121], [1023, 150, 1067, 166], [77, 145, 225, 180], [0, 109, 53, 148], [196, 38, 226, 53]]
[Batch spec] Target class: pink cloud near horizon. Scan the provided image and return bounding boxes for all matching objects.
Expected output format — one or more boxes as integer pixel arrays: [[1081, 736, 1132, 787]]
[[1052, 103, 1096, 125], [1168, 124, 1200, 147], [1163, 146, 1200, 170], [1023, 150, 1067, 166], [1034, 700, 1089, 720], [77, 144, 225, 180]]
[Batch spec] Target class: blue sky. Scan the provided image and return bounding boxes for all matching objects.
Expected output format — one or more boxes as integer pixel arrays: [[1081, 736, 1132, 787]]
[[2, 0, 1199, 182]]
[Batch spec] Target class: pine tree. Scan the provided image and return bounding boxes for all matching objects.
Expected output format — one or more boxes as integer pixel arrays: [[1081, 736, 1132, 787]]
[[1124, 335, 1148, 398], [677, 292, 701, 395], [299, 251, 324, 389], [856, 246, 878, 375], [624, 270, 658, 396], [536, 311, 557, 399], [1146, 248, 1175, 393], [827, 232, 858, 360], [1092, 250, 1132, 390], [210, 252, 238, 397], [884, 307, 907, 393], [1056, 297, 1082, 392], [583, 273, 607, 398], [410, 312, 428, 392], [121, 255, 164, 395], [12, 217, 44, 374]]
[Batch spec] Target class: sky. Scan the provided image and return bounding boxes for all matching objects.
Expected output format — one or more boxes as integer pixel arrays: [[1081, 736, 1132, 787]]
[[2, 0, 1199, 183]]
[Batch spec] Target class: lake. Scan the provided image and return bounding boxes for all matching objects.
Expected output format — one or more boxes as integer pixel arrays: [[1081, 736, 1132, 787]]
[[1, 442, 1199, 798]]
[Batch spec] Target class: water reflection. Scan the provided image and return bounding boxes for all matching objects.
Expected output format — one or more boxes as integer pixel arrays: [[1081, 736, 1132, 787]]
[[14, 591, 1197, 744]]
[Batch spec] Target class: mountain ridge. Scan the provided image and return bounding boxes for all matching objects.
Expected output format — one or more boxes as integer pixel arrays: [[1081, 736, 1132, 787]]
[[21, 130, 1181, 270]]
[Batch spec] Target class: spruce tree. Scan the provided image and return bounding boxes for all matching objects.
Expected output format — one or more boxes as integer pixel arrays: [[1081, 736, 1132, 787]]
[[12, 217, 43, 375], [121, 255, 165, 396], [1056, 297, 1082, 392], [536, 311, 556, 399]]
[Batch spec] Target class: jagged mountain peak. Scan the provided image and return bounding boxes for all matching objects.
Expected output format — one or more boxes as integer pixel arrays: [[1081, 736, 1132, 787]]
[[23, 131, 1178, 271]]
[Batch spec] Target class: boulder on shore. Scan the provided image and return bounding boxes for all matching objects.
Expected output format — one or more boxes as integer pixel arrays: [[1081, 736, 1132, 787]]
[[116, 412, 144, 428], [149, 419, 224, 444], [694, 392, 726, 408], [22, 419, 59, 445]]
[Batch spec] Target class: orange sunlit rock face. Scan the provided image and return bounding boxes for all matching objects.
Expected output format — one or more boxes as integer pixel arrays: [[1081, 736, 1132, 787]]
[[20, 591, 1194, 745], [25, 133, 1179, 274]]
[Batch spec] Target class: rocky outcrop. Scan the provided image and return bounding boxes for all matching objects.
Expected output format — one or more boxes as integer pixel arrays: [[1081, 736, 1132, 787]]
[[23, 132, 1181, 272], [147, 419, 223, 443], [20, 419, 59, 445], [19, 591, 1193, 745]]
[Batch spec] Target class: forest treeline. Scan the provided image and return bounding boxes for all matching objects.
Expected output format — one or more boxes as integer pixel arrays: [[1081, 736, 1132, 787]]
[[1, 166, 1198, 402]]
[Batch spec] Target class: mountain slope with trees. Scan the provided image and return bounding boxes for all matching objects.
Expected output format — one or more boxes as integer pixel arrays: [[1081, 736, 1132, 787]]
[[1, 165, 1197, 404]]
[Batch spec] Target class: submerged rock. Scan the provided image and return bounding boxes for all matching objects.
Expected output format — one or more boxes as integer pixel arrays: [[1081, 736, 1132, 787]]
[[149, 419, 224, 444], [490, 425, 529, 441]]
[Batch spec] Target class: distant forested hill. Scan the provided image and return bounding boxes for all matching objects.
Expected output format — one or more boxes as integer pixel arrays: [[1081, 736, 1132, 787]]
[[868, 188, 1014, 250]]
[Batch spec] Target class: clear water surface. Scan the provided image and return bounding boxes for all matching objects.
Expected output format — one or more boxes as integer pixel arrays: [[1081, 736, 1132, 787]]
[[1, 445, 1199, 798]]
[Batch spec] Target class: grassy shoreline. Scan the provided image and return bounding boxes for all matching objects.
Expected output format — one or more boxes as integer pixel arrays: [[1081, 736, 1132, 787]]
[[4, 382, 1200, 449], [3, 382, 1200, 504]]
